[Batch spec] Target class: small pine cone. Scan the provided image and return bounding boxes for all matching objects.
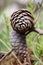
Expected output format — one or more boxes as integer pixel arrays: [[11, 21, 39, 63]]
[[10, 9, 34, 34]]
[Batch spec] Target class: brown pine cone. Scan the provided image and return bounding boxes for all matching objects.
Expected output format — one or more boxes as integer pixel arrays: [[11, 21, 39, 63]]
[[10, 9, 34, 34], [10, 9, 34, 65], [9, 30, 33, 65]]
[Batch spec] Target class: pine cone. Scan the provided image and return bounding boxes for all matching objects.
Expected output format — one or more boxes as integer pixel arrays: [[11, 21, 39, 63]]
[[9, 30, 33, 65], [10, 9, 34, 65], [10, 9, 34, 34]]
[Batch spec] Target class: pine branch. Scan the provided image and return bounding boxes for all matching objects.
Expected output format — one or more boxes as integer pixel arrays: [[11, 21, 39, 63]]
[[34, 27, 43, 35], [0, 48, 14, 62]]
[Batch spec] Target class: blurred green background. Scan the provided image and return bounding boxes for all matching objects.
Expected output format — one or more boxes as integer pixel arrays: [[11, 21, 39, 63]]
[[0, 0, 43, 65]]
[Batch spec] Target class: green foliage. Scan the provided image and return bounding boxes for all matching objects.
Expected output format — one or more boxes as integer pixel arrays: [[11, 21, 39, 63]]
[[26, 3, 43, 65], [0, 14, 12, 51], [0, 3, 43, 65]]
